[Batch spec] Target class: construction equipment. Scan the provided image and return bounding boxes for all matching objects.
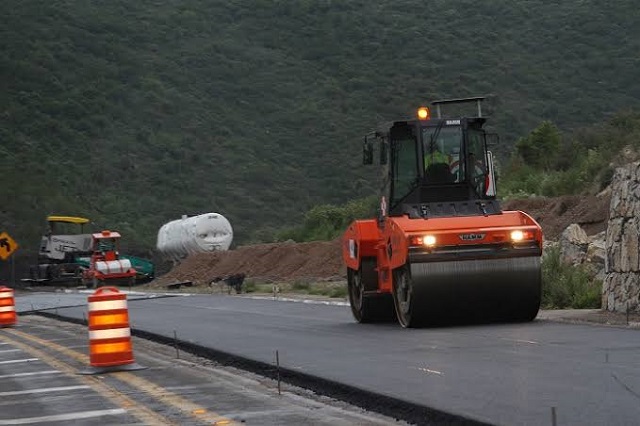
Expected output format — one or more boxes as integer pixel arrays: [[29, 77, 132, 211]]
[[81, 230, 137, 288], [75, 253, 155, 283], [342, 97, 543, 327], [28, 216, 154, 285], [29, 216, 92, 284], [157, 213, 233, 263]]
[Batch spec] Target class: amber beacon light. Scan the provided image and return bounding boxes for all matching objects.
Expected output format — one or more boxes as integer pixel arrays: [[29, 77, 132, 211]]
[[417, 106, 431, 120], [81, 286, 145, 374], [0, 286, 17, 327]]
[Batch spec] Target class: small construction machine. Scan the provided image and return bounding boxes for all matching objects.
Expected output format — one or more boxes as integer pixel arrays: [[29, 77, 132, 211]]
[[28, 215, 154, 285], [342, 97, 543, 327], [30, 216, 92, 283], [81, 230, 137, 288]]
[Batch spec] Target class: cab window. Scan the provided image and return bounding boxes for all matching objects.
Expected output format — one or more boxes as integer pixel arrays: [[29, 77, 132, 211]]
[[390, 131, 419, 207], [422, 126, 463, 183], [467, 129, 488, 195]]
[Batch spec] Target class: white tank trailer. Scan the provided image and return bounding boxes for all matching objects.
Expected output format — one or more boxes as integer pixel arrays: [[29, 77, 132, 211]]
[[156, 213, 233, 262]]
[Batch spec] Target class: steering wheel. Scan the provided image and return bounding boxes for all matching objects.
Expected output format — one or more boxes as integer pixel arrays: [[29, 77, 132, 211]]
[[449, 160, 486, 180]]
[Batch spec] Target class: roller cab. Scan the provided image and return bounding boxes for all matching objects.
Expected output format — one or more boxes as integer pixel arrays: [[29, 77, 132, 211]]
[[342, 97, 543, 327]]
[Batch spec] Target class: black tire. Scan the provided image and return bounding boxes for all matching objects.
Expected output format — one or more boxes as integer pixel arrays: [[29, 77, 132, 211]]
[[512, 281, 542, 323], [347, 258, 394, 323], [48, 264, 60, 280], [392, 265, 420, 328], [30, 266, 39, 280], [90, 277, 105, 289]]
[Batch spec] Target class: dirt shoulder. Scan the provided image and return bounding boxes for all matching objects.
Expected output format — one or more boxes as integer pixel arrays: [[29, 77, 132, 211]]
[[538, 308, 640, 329]]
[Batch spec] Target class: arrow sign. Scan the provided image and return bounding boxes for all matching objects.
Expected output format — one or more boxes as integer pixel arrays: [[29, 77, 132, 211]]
[[0, 232, 18, 261], [0, 238, 11, 251]]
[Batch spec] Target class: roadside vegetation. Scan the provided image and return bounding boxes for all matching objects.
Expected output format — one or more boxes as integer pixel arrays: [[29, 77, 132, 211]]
[[541, 246, 601, 309], [500, 111, 640, 198], [275, 196, 378, 242]]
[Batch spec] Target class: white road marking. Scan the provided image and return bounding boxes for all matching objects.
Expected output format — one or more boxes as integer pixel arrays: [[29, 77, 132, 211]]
[[0, 358, 38, 365], [0, 349, 21, 354], [418, 367, 444, 376], [246, 295, 350, 306], [0, 408, 127, 425], [502, 338, 539, 345], [0, 370, 61, 379], [515, 339, 539, 345], [0, 385, 89, 397]]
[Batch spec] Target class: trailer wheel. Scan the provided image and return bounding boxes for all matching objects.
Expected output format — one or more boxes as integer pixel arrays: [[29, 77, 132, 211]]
[[30, 266, 39, 280], [392, 265, 418, 328], [91, 277, 105, 289]]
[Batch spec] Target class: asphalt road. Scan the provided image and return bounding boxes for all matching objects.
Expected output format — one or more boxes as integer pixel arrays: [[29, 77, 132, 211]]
[[14, 292, 640, 426], [0, 314, 400, 426]]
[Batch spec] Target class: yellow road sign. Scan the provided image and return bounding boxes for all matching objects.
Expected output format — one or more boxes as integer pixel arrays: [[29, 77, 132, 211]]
[[0, 232, 18, 261]]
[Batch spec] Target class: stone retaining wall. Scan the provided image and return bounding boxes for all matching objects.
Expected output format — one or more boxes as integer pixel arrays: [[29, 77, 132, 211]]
[[603, 162, 640, 313]]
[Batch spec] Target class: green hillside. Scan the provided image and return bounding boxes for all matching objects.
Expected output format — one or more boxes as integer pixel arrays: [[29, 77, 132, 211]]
[[2, 0, 639, 259]]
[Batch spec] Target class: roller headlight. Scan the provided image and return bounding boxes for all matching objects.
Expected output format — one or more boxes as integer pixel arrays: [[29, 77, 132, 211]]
[[511, 230, 525, 242], [410, 235, 437, 247], [423, 235, 437, 247], [511, 230, 535, 243]]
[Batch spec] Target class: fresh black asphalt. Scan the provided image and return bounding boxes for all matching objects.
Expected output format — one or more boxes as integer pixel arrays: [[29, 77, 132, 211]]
[[15, 292, 640, 425]]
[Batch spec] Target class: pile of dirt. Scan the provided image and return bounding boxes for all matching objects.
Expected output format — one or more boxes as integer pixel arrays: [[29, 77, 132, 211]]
[[152, 195, 611, 287], [152, 239, 344, 287]]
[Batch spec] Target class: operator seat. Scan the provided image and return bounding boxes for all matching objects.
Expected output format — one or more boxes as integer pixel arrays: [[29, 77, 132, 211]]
[[425, 163, 455, 184]]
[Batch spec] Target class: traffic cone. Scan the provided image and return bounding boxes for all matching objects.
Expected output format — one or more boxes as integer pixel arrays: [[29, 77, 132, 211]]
[[0, 286, 17, 327], [80, 286, 145, 374]]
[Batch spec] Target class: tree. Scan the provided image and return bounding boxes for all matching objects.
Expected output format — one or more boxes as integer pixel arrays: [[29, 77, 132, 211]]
[[515, 121, 562, 170]]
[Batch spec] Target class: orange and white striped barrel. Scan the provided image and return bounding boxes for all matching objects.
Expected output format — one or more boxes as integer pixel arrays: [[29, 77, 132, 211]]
[[87, 287, 134, 367], [0, 286, 17, 327]]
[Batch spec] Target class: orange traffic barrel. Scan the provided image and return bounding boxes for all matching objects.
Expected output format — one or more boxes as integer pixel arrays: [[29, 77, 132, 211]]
[[0, 286, 17, 327], [81, 287, 145, 374]]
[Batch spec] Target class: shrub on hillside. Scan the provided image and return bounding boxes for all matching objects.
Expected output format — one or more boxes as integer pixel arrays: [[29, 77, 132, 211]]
[[514, 121, 562, 170], [501, 111, 640, 198], [541, 246, 601, 309], [275, 195, 378, 242]]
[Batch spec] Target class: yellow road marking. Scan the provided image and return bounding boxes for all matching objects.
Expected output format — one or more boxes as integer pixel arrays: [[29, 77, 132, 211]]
[[116, 371, 234, 424], [5, 326, 239, 425], [0, 331, 168, 425]]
